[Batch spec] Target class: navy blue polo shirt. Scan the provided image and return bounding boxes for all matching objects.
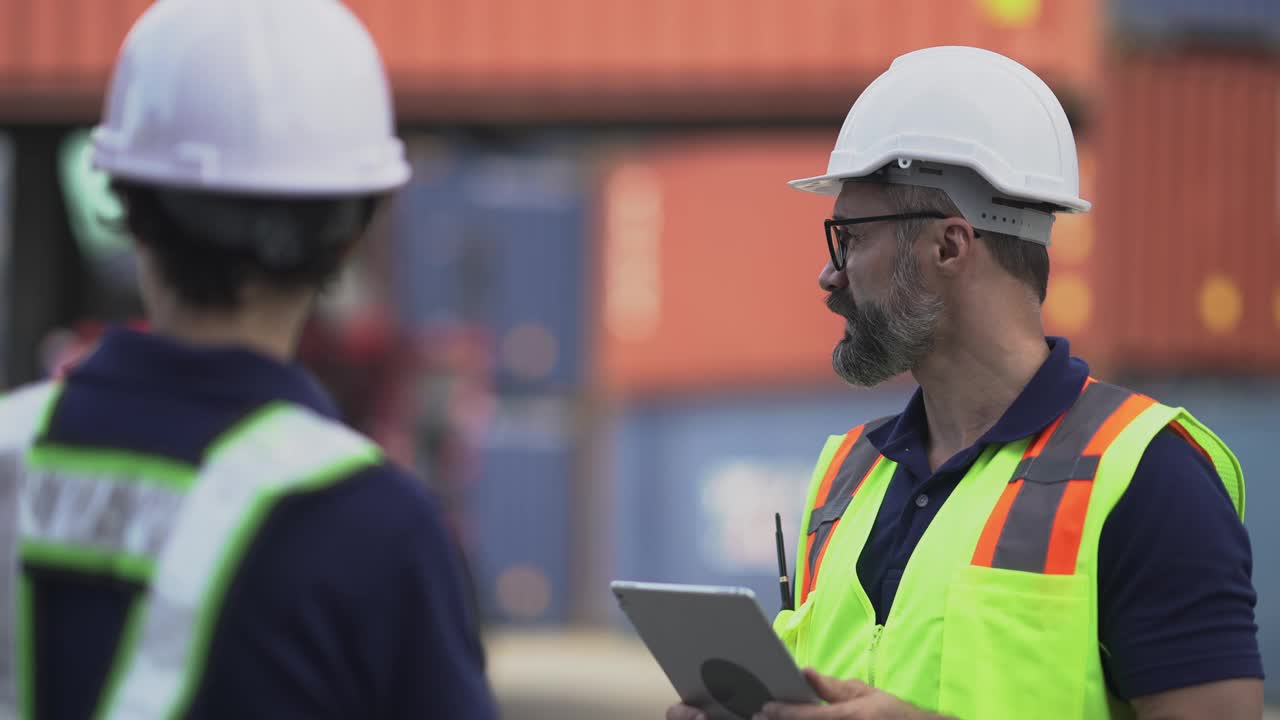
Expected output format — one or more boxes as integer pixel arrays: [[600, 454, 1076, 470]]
[[28, 328, 497, 719], [855, 337, 1261, 700]]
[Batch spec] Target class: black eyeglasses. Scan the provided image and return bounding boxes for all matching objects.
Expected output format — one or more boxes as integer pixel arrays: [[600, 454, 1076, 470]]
[[824, 212, 948, 271]]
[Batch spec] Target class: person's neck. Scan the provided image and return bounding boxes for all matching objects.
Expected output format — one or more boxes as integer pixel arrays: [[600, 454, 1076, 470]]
[[147, 298, 308, 362], [912, 320, 1049, 471]]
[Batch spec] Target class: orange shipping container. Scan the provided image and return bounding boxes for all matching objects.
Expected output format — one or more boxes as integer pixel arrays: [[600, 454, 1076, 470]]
[[596, 133, 1102, 394], [1043, 146, 1104, 361], [1093, 51, 1280, 373], [0, 0, 1098, 121], [595, 133, 843, 393]]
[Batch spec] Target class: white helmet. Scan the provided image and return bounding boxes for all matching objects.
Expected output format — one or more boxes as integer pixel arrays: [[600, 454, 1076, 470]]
[[790, 46, 1088, 246], [92, 0, 410, 196]]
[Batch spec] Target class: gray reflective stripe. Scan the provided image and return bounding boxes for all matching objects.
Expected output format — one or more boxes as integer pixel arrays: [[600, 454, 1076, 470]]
[[989, 382, 1133, 573], [22, 470, 184, 561], [804, 417, 891, 585], [806, 417, 892, 534], [0, 382, 61, 720], [1009, 455, 1100, 485], [104, 403, 378, 720], [806, 519, 836, 582]]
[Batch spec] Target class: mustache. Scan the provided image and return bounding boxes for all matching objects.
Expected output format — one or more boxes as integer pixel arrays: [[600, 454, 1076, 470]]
[[826, 291, 858, 320]]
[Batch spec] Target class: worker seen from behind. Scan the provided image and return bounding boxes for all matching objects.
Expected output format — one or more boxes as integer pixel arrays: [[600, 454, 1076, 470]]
[[0, 0, 497, 717], [669, 46, 1261, 720]]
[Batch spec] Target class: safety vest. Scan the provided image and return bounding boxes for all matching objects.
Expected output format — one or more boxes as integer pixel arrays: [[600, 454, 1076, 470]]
[[0, 381, 383, 720], [773, 380, 1245, 719]]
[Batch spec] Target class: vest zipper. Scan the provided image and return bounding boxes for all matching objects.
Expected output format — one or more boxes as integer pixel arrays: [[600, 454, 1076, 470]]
[[867, 624, 884, 687]]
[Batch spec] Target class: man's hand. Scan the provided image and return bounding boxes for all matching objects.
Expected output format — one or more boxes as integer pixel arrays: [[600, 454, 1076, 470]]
[[665, 703, 708, 720], [755, 668, 947, 720]]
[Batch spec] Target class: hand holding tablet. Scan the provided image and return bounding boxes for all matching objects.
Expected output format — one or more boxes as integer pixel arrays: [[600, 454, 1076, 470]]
[[611, 581, 819, 720]]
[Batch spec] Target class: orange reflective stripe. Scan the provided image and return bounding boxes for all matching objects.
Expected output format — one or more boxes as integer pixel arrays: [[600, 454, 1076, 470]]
[[972, 407, 1068, 568], [1082, 394, 1155, 456], [1026, 413, 1065, 458], [800, 430, 883, 605], [973, 381, 1152, 574], [804, 519, 839, 602], [972, 479, 1023, 567], [813, 427, 863, 509], [1042, 479, 1094, 574], [1038, 391, 1152, 574]]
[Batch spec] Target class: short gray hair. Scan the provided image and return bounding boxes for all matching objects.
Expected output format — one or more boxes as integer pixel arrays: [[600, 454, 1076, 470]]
[[880, 184, 1049, 303]]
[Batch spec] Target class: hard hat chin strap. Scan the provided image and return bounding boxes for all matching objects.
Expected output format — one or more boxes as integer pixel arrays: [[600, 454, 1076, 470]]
[[862, 160, 1058, 247]]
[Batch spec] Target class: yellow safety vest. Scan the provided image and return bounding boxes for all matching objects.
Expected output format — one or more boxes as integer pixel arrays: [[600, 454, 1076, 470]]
[[774, 380, 1245, 719]]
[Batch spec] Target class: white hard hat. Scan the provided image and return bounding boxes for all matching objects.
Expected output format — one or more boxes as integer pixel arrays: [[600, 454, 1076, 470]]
[[92, 0, 410, 197], [790, 46, 1088, 246]]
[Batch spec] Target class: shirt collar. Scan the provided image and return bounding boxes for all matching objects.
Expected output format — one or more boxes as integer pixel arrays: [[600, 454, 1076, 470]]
[[72, 327, 340, 419], [868, 337, 1089, 465]]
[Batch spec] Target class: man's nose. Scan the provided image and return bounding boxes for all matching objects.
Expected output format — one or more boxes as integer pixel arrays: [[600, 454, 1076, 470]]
[[819, 260, 848, 292]]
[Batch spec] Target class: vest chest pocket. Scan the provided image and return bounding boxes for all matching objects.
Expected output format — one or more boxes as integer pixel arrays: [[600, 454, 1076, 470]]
[[939, 566, 1091, 720]]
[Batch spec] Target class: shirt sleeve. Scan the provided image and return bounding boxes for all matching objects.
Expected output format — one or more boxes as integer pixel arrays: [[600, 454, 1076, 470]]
[[1097, 427, 1263, 700], [189, 464, 498, 719]]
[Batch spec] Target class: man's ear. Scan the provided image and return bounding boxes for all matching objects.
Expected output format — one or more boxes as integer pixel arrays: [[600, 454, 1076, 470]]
[[934, 219, 978, 275]]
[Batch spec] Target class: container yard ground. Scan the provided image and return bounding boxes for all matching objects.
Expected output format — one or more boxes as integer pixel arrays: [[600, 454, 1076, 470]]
[[486, 629, 1280, 720]]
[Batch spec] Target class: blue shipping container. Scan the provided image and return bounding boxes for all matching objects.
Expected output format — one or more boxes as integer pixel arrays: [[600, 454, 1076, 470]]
[[1110, 0, 1280, 46], [468, 394, 576, 625], [392, 139, 588, 394], [609, 386, 911, 619]]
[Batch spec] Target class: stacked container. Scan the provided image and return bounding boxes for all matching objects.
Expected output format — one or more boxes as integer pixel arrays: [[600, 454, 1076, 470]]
[[1094, 0, 1280, 373], [393, 138, 589, 625], [1100, 0, 1280, 702]]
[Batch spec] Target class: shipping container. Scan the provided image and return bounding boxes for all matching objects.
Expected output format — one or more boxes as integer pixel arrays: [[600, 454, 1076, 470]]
[[596, 132, 1102, 393], [609, 387, 911, 619], [1109, 0, 1280, 48], [393, 139, 589, 393], [468, 394, 576, 624], [595, 132, 848, 394], [1043, 144, 1105, 361], [1094, 51, 1280, 372], [0, 132, 12, 384], [0, 0, 1099, 122], [1117, 376, 1280, 702]]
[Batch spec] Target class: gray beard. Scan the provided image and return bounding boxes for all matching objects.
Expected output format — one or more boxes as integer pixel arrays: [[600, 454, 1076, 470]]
[[829, 250, 942, 387]]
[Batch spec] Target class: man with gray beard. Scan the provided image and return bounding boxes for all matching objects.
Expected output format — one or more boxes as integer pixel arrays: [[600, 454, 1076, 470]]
[[668, 46, 1260, 720]]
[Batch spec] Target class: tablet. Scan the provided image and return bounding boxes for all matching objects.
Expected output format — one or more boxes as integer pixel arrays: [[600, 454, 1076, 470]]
[[611, 581, 819, 719]]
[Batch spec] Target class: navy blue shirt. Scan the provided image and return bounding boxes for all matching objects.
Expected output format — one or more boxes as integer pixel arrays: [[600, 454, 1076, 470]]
[[29, 328, 497, 719], [856, 337, 1261, 700]]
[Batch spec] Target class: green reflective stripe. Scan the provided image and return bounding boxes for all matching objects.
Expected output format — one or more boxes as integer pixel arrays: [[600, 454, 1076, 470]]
[[26, 445, 196, 489], [17, 575, 33, 720], [168, 451, 378, 716], [1173, 416, 1245, 518], [200, 400, 293, 461], [92, 598, 149, 720], [21, 541, 153, 583], [32, 383, 64, 440]]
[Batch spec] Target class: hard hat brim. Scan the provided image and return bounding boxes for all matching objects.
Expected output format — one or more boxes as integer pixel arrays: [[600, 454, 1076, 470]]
[[787, 165, 1091, 214]]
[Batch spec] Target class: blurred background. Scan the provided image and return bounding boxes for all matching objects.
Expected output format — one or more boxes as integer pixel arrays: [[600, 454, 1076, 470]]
[[0, 0, 1278, 717]]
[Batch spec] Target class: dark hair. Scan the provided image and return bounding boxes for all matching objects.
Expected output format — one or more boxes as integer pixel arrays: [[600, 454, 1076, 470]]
[[883, 184, 1050, 303], [114, 181, 381, 309]]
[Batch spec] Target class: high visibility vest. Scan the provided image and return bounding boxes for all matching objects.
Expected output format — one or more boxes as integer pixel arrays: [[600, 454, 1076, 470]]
[[0, 382, 383, 720], [773, 380, 1245, 719]]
